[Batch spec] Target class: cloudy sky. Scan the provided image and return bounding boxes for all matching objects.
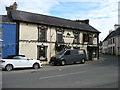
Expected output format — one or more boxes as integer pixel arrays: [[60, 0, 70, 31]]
[[0, 0, 119, 41]]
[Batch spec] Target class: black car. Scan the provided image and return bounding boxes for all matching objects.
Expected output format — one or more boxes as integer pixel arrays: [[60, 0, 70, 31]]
[[49, 49, 87, 66]]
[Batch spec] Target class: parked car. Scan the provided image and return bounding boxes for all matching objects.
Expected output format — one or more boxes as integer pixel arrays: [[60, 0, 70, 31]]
[[0, 55, 42, 71], [49, 49, 87, 66]]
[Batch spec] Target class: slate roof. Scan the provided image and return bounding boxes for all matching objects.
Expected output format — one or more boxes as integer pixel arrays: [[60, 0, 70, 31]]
[[10, 10, 100, 33], [103, 27, 120, 41], [116, 27, 120, 36], [0, 15, 13, 23]]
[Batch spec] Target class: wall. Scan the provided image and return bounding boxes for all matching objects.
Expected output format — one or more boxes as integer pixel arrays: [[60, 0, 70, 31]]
[[19, 23, 56, 60], [102, 41, 108, 54], [116, 35, 120, 55], [1, 24, 17, 58]]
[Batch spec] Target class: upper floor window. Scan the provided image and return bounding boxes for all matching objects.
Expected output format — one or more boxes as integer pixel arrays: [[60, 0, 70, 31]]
[[83, 33, 93, 44], [38, 26, 47, 42], [89, 34, 93, 44], [113, 38, 115, 43], [108, 40, 109, 45], [56, 28, 64, 43], [111, 39, 112, 44], [73, 31, 80, 44]]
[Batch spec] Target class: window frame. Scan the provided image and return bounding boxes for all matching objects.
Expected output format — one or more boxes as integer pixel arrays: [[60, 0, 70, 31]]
[[56, 28, 64, 43], [73, 31, 80, 44], [38, 26, 47, 42], [89, 34, 93, 44]]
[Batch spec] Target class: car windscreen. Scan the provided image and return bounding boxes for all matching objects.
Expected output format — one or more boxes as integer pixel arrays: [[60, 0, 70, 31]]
[[13, 56, 27, 60], [4, 55, 26, 59], [56, 50, 65, 55]]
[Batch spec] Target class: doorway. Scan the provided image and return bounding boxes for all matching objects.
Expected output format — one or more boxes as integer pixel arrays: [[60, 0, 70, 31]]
[[87, 46, 98, 60], [37, 45, 47, 61]]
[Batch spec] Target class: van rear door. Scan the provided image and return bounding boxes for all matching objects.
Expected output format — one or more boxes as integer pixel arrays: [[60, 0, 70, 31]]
[[78, 50, 85, 60]]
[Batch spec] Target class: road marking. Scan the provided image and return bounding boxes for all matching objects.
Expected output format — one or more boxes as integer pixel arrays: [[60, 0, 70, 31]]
[[39, 71, 87, 80]]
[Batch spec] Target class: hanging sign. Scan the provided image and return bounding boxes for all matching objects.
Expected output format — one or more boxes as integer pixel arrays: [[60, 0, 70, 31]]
[[83, 34, 89, 42]]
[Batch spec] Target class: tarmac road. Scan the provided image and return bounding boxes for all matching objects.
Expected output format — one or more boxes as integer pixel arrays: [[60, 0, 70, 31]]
[[1, 54, 119, 88]]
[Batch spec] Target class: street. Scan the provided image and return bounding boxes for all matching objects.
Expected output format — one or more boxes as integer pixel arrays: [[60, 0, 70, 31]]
[[1, 54, 119, 88]]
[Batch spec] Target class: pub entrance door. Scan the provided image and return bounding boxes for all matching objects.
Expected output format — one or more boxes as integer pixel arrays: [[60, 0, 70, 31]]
[[87, 46, 98, 60], [37, 45, 47, 61]]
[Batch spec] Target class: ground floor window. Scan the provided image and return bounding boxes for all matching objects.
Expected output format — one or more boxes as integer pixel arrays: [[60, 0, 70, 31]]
[[55, 43, 81, 53], [55, 43, 65, 52], [37, 45, 47, 61]]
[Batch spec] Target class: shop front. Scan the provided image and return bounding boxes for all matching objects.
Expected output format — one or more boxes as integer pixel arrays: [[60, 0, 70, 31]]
[[55, 43, 81, 53], [87, 46, 99, 60]]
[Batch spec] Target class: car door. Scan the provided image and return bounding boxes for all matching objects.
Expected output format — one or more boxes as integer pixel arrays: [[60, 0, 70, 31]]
[[19, 57, 33, 68], [63, 50, 71, 64], [24, 58, 34, 67], [12, 56, 23, 68], [70, 50, 78, 62]]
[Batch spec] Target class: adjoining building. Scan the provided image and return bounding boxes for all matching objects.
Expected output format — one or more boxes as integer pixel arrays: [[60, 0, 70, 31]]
[[102, 24, 120, 56], [0, 15, 17, 58], [0, 26, 2, 58], [0, 16, 2, 58], [1, 2, 100, 63]]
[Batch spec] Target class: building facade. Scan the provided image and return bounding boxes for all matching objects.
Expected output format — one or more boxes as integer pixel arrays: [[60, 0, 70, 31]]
[[5, 10, 100, 63], [18, 22, 99, 63], [102, 25, 120, 56], [0, 15, 17, 58]]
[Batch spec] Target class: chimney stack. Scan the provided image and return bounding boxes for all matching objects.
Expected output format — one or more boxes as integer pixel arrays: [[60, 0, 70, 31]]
[[109, 30, 113, 34], [6, 2, 17, 15], [114, 24, 120, 30], [75, 19, 89, 24]]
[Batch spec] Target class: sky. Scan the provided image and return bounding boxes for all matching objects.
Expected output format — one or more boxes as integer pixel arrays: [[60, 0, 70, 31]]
[[0, 0, 119, 41]]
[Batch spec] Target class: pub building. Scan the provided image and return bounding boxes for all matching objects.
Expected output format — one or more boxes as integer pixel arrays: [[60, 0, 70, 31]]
[[3, 2, 100, 63]]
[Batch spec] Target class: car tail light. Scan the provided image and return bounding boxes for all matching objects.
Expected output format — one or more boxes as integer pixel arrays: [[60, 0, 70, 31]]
[[0, 60, 5, 63]]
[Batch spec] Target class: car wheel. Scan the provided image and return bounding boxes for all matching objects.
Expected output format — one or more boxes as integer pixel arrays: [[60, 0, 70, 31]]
[[5, 64, 13, 71], [60, 60, 65, 66], [33, 63, 40, 69], [81, 58, 85, 64]]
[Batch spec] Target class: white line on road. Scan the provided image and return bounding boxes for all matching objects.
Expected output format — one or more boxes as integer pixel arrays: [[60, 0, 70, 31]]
[[39, 71, 87, 80]]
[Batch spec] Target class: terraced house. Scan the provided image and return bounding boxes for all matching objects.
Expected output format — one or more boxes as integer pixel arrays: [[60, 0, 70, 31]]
[[102, 24, 120, 56], [2, 3, 100, 63]]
